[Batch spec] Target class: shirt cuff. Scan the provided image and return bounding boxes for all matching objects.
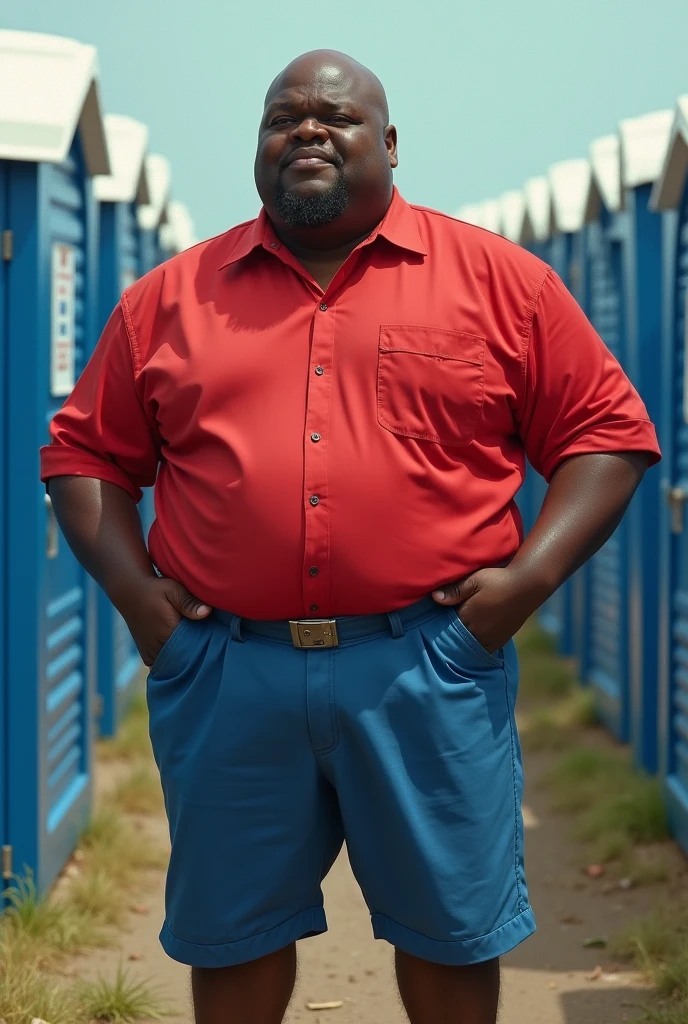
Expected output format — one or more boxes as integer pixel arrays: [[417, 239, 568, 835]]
[[39, 445, 143, 503], [540, 419, 661, 483]]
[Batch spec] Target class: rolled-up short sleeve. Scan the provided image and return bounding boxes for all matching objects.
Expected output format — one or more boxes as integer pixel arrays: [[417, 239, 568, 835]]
[[517, 268, 661, 482], [39, 303, 159, 502]]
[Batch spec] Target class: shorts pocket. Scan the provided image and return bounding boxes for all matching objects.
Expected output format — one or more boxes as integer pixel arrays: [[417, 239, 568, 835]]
[[150, 618, 190, 677], [377, 326, 486, 446], [450, 611, 504, 667]]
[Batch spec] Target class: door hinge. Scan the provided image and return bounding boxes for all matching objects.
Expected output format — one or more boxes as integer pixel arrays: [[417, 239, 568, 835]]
[[665, 483, 687, 534], [1, 230, 13, 262], [94, 694, 104, 719], [2, 845, 13, 880]]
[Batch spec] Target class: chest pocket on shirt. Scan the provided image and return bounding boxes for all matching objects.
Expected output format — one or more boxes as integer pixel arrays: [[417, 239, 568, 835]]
[[377, 326, 486, 447]]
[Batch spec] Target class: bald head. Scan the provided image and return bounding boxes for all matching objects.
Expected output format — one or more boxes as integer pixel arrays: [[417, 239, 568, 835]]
[[264, 50, 390, 126], [254, 49, 398, 248]]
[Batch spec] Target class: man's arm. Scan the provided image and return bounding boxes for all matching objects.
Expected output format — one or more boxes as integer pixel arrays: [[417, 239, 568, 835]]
[[49, 476, 210, 666], [41, 302, 211, 667], [433, 267, 659, 651], [432, 451, 648, 651]]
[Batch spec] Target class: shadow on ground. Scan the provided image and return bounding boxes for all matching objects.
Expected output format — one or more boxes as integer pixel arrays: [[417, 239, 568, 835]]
[[558, 986, 646, 1023]]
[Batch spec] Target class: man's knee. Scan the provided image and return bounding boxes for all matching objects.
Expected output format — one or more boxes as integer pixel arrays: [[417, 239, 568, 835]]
[[192, 944, 297, 1024]]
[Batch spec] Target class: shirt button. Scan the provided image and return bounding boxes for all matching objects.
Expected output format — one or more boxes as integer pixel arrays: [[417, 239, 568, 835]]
[[309, 495, 320, 506], [310, 604, 319, 612], [319, 302, 328, 312], [315, 366, 324, 376], [309, 566, 319, 577], [310, 433, 321, 443]]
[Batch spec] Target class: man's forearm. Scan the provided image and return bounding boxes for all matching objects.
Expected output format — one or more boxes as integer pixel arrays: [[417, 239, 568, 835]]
[[510, 451, 649, 611], [48, 476, 156, 611]]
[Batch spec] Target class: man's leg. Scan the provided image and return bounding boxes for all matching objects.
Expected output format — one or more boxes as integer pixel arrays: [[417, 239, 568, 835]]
[[395, 949, 500, 1024], [192, 945, 297, 1024], [147, 622, 343, 1018]]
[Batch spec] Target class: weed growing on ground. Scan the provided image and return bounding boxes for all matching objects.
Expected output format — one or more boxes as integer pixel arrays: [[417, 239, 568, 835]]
[[514, 621, 557, 659], [543, 746, 668, 850], [99, 687, 152, 763], [78, 964, 169, 1021], [67, 866, 127, 928], [113, 763, 164, 816], [544, 747, 629, 811], [614, 903, 688, 965], [0, 806, 164, 966], [541, 745, 668, 866], [80, 806, 167, 884], [517, 619, 684, 1022], [0, 688, 168, 1024], [2, 873, 107, 959], [519, 690, 598, 752], [0, 955, 81, 1024], [0, 954, 169, 1024], [613, 903, 688, 1022]]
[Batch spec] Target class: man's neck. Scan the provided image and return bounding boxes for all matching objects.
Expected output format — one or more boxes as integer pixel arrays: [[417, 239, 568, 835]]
[[270, 196, 392, 292], [282, 231, 371, 292]]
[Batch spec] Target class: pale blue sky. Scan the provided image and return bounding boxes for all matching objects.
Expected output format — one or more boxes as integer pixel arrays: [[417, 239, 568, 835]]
[[6, 1, 688, 240]]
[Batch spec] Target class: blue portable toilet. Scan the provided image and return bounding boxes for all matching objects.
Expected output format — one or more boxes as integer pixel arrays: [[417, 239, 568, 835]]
[[519, 180, 556, 554], [649, 95, 688, 852], [137, 153, 172, 274], [522, 176, 555, 264], [92, 116, 151, 737], [134, 154, 172, 543], [454, 202, 484, 229], [535, 160, 591, 659], [0, 30, 109, 892], [455, 195, 540, 543], [522, 178, 556, 608], [499, 190, 527, 249], [579, 137, 632, 739], [478, 199, 502, 236], [160, 200, 199, 256], [498, 190, 535, 535], [617, 111, 674, 770]]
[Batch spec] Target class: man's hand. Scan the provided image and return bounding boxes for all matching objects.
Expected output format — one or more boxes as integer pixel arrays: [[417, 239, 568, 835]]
[[432, 567, 541, 653], [118, 576, 212, 667], [431, 453, 651, 653]]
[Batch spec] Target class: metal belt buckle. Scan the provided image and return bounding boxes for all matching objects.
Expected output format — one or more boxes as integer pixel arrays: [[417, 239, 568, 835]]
[[289, 619, 339, 649]]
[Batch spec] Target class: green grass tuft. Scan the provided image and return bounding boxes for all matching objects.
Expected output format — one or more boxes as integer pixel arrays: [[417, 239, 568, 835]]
[[519, 690, 599, 753], [613, 904, 688, 964], [515, 621, 557, 658], [576, 777, 668, 849], [518, 652, 576, 702], [2, 873, 106, 958], [543, 747, 628, 810], [78, 964, 169, 1022], [80, 807, 167, 882], [113, 764, 164, 816], [0, 956, 81, 1024], [0, 685, 171, 1024], [67, 866, 127, 928], [98, 688, 152, 763]]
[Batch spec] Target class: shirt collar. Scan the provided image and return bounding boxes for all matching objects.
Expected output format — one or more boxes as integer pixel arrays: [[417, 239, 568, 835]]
[[368, 187, 427, 256], [218, 186, 427, 271]]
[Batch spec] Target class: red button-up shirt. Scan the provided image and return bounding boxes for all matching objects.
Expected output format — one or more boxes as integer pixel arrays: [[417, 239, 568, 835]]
[[41, 189, 660, 619]]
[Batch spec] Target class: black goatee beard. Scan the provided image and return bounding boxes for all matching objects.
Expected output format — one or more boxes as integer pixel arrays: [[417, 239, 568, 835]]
[[274, 171, 349, 228]]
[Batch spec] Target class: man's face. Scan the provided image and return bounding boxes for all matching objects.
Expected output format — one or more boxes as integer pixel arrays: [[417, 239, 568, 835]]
[[255, 64, 396, 232]]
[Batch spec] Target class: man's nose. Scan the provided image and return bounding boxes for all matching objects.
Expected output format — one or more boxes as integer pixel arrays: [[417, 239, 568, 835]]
[[290, 118, 329, 143]]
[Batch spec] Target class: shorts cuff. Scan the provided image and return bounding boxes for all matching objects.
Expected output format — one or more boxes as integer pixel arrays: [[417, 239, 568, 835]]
[[160, 906, 327, 967], [371, 906, 536, 965]]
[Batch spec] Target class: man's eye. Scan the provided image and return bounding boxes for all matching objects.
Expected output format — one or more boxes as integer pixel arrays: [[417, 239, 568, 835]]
[[328, 116, 352, 124], [270, 117, 294, 127]]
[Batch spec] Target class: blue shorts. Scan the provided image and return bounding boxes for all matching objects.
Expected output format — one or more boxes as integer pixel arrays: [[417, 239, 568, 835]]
[[147, 596, 536, 968]]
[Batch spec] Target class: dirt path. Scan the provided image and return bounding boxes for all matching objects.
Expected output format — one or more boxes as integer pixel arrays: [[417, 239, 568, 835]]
[[72, 744, 681, 1024]]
